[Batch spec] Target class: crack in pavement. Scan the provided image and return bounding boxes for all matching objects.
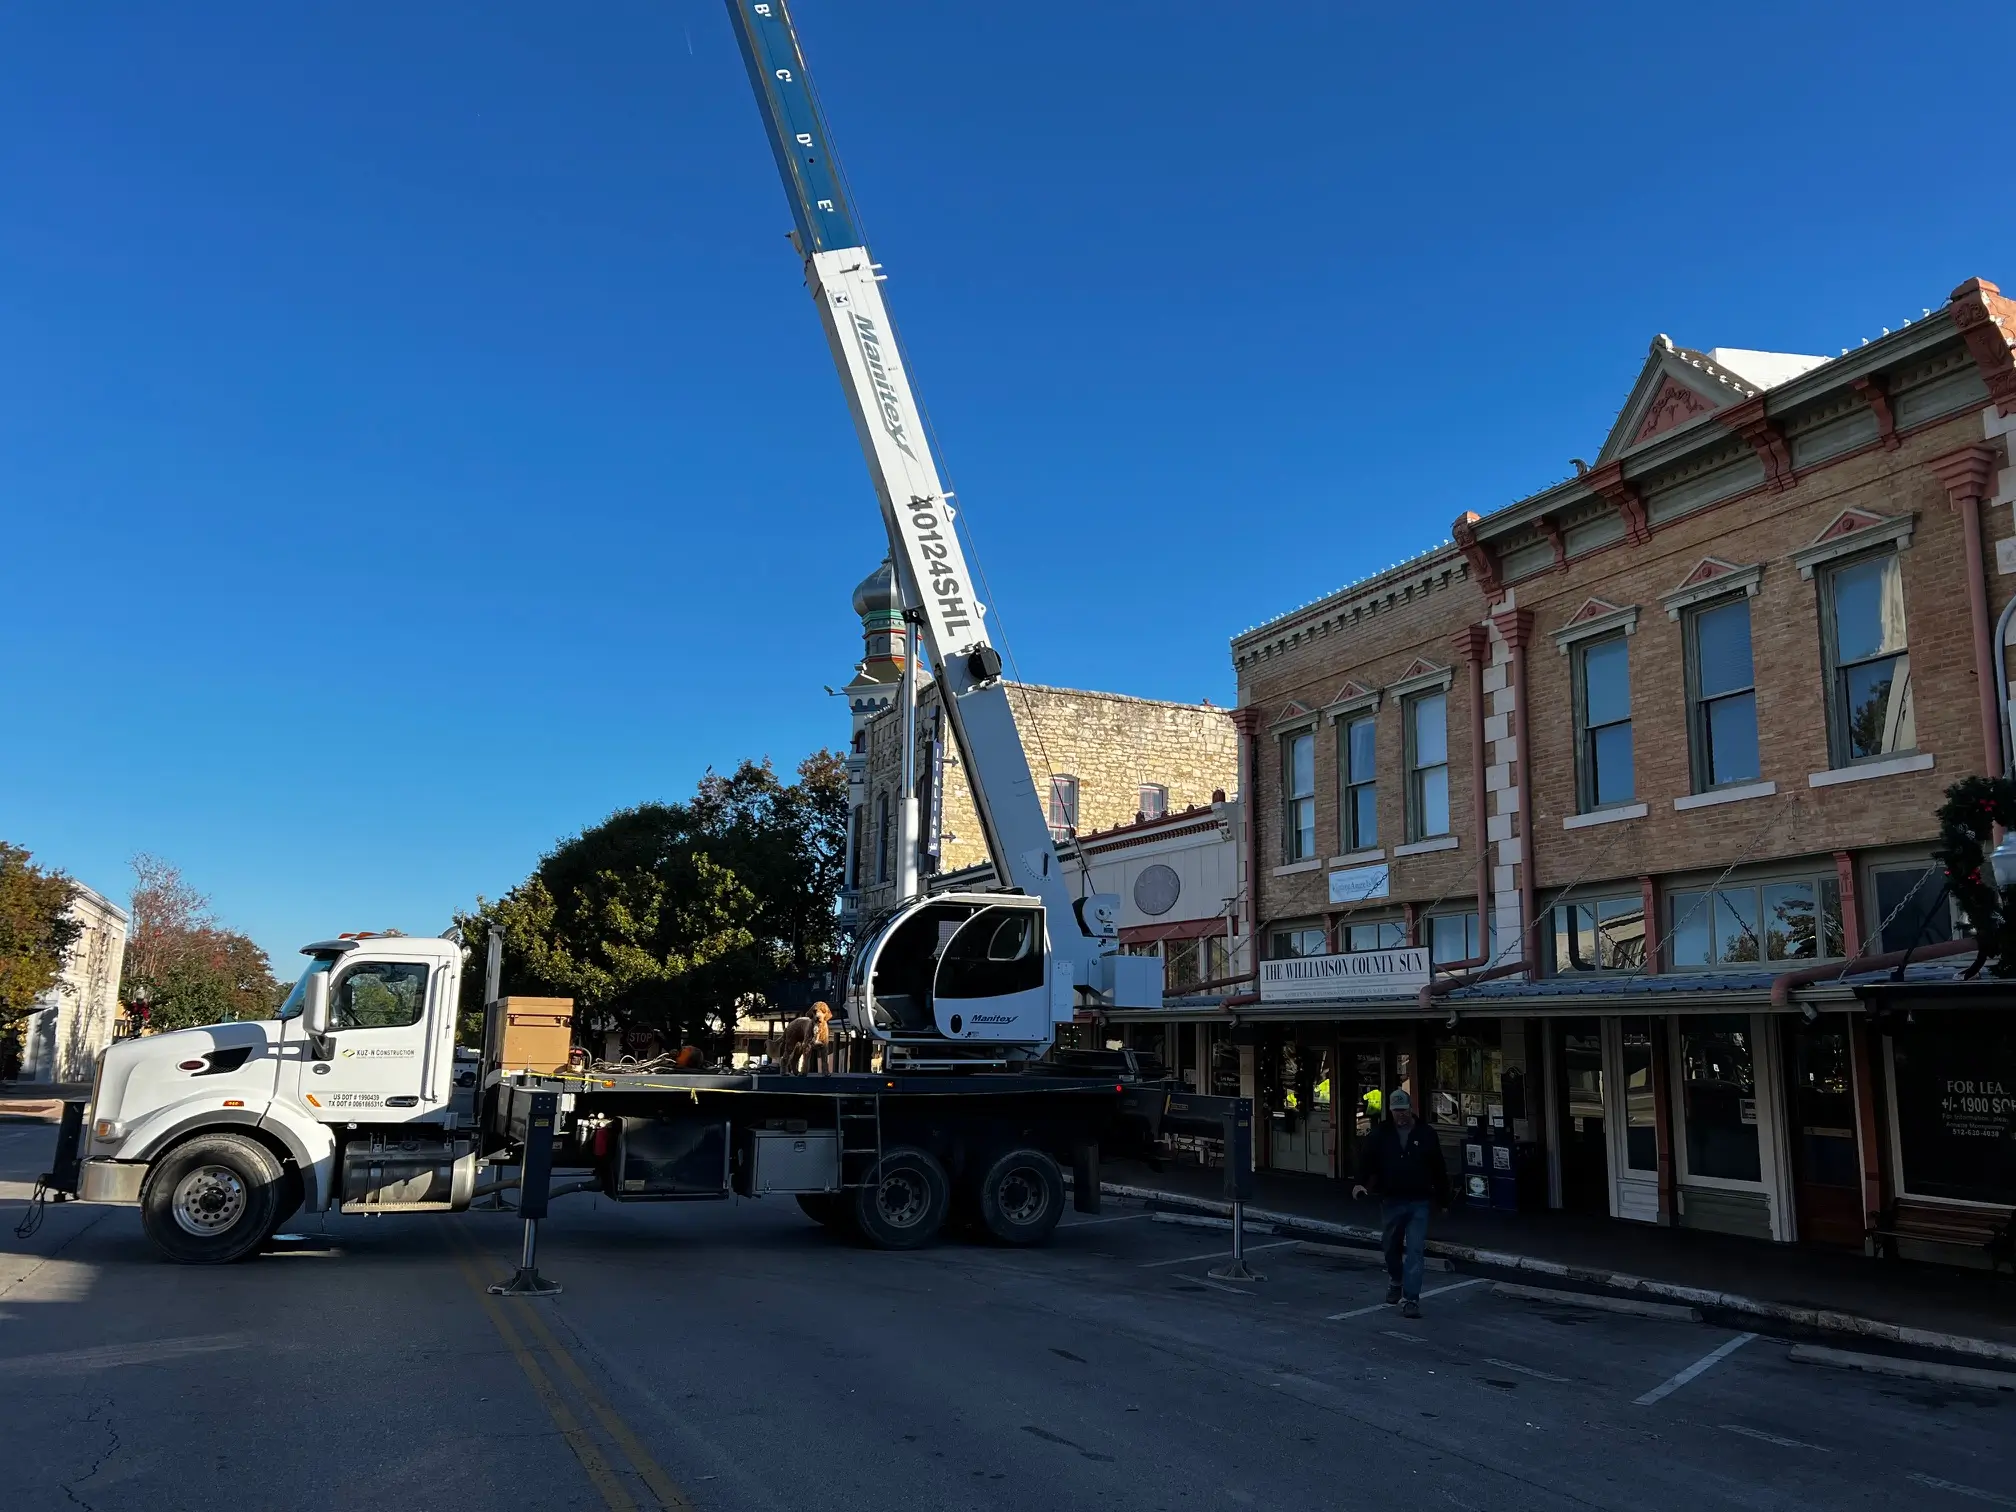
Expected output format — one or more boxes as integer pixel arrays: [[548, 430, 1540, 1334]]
[[61, 1395, 119, 1512]]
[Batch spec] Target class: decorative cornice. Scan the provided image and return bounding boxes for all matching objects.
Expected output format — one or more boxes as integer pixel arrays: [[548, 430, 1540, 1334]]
[[1552, 601, 1640, 654], [1390, 662, 1455, 699], [1719, 395, 1799, 493], [1661, 558, 1764, 619], [1323, 684, 1381, 720], [1926, 441, 2003, 506], [1584, 461, 1652, 546], [1536, 515, 1568, 573], [1450, 512, 1500, 598], [1451, 624, 1491, 666], [1791, 510, 1916, 579], [1948, 277, 2016, 418], [1491, 607, 1536, 651], [1850, 375, 1900, 451], [1229, 705, 1266, 738]]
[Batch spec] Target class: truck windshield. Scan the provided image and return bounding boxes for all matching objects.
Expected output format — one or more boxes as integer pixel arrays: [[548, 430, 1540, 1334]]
[[276, 957, 336, 1021]]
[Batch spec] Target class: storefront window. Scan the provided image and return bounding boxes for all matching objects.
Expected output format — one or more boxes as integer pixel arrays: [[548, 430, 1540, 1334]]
[[1435, 1028, 1503, 1130], [1678, 1015, 1761, 1182], [1345, 919, 1406, 952], [1890, 1012, 2016, 1206], [1271, 923, 1327, 959], [1620, 1020, 1658, 1172], [1549, 895, 1644, 973]]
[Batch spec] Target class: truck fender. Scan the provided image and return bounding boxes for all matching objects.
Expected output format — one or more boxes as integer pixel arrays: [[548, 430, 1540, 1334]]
[[119, 1100, 335, 1212]]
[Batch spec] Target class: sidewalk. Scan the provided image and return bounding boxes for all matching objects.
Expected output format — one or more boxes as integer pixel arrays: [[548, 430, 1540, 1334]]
[[1102, 1158, 2016, 1362]]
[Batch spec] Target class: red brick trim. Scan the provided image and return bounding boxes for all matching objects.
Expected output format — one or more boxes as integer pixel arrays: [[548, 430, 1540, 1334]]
[[1451, 511, 1502, 598], [1927, 440, 2002, 504], [1949, 277, 2016, 418], [1489, 607, 1535, 650], [1229, 705, 1266, 737], [1719, 394, 1799, 493], [1119, 917, 1236, 945], [1638, 875, 1661, 976], [1585, 461, 1652, 546], [1450, 624, 1491, 666], [1851, 375, 1900, 451], [1537, 515, 1569, 573], [1834, 851, 1862, 955]]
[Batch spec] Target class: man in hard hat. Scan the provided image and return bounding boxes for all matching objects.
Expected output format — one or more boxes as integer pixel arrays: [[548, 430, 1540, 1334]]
[[1350, 1089, 1449, 1318]]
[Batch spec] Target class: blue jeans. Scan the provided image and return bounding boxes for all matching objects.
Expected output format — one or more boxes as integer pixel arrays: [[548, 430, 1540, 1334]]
[[1382, 1198, 1432, 1300]]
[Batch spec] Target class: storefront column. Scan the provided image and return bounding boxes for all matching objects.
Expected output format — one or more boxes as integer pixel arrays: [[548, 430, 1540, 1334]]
[[1649, 1015, 1676, 1225], [1849, 1018, 1886, 1242], [1541, 1018, 1563, 1209]]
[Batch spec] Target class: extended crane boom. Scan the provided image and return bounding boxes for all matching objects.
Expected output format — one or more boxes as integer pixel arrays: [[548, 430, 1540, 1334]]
[[724, 0, 1160, 1056]]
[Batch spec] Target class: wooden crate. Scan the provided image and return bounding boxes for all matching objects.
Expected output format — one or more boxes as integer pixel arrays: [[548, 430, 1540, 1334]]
[[498, 996, 575, 1074]]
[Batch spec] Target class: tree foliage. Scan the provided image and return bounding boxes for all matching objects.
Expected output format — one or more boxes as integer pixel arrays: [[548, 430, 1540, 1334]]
[[456, 752, 849, 1052], [120, 856, 285, 1032], [0, 842, 82, 1038]]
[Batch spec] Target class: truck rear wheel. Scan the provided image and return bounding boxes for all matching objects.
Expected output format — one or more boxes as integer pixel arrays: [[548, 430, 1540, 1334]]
[[851, 1146, 949, 1249], [975, 1147, 1064, 1246], [140, 1132, 286, 1264]]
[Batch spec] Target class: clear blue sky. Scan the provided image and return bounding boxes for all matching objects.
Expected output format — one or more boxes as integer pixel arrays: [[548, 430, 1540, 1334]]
[[4, 2, 2009, 968]]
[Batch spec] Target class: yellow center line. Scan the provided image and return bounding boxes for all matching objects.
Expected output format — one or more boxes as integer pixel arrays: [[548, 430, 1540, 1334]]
[[445, 1240, 638, 1512], [515, 1301, 697, 1511]]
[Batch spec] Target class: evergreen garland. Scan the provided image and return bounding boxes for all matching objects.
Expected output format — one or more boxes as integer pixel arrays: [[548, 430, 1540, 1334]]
[[1932, 775, 2016, 978]]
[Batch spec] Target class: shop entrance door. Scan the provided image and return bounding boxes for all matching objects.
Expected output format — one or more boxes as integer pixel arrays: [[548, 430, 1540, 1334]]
[[1337, 1044, 1389, 1185], [1265, 1031, 1336, 1176], [1557, 1029, 1609, 1213], [1785, 1016, 1863, 1248]]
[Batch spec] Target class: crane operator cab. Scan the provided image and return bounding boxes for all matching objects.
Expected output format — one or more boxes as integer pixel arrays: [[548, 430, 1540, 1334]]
[[847, 893, 1068, 1060]]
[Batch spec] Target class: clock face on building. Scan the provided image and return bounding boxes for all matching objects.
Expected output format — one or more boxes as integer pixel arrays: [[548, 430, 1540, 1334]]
[[1134, 863, 1181, 917]]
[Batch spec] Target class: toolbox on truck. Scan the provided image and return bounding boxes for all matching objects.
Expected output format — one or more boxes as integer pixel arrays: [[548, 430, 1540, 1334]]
[[733, 1127, 841, 1196], [492, 996, 575, 1075]]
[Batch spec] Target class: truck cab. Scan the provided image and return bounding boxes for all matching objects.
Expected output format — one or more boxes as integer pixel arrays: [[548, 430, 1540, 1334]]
[[77, 932, 475, 1262]]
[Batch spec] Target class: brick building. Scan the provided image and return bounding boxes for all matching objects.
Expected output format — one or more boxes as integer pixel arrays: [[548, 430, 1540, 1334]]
[[1226, 277, 2016, 1260]]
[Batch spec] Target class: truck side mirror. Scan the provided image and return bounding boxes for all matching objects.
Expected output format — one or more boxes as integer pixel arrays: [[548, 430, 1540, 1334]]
[[304, 973, 334, 1059]]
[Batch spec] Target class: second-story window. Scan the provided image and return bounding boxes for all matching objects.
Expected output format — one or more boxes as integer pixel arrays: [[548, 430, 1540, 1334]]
[[1668, 873, 1844, 968], [1283, 731, 1316, 860], [1342, 714, 1378, 851], [1823, 552, 1913, 764], [1548, 894, 1645, 973], [1404, 693, 1449, 840], [1344, 919, 1406, 951], [1270, 922, 1327, 959], [1687, 597, 1760, 790], [1138, 783, 1168, 821], [1048, 774, 1079, 840], [1574, 635, 1634, 810]]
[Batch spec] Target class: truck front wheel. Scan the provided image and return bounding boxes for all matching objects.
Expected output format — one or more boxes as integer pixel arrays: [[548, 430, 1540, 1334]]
[[851, 1147, 949, 1249], [140, 1133, 286, 1264], [975, 1147, 1064, 1246]]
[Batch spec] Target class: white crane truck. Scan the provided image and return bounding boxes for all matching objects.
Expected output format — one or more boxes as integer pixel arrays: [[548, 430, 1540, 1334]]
[[35, 0, 1182, 1265]]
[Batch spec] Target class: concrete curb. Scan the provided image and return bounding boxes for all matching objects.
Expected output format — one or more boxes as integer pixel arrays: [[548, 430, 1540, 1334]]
[[1790, 1343, 2016, 1391], [1150, 1212, 1278, 1236], [1492, 1280, 1701, 1322], [1097, 1180, 2016, 1369]]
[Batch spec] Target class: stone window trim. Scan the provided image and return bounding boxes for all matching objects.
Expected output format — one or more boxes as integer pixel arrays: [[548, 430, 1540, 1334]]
[[1551, 603, 1641, 655], [1323, 688, 1382, 721], [1329, 847, 1386, 867], [1807, 752, 1935, 788], [1387, 665, 1454, 699], [1268, 707, 1320, 735], [1662, 563, 1764, 620], [1394, 834, 1460, 857], [1272, 858, 1325, 877], [1673, 780, 1777, 811], [1791, 513, 1916, 580], [1562, 801, 1648, 830]]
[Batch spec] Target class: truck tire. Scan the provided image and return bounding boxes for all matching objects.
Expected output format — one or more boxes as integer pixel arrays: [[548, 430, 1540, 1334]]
[[796, 1192, 857, 1235], [851, 1146, 949, 1250], [140, 1132, 286, 1264], [975, 1147, 1064, 1246]]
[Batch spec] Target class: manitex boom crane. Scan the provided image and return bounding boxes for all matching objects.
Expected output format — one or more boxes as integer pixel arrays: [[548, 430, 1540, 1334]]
[[725, 1, 1162, 1058]]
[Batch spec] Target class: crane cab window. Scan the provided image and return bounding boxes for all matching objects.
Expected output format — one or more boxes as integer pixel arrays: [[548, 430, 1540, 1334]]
[[331, 962, 429, 1030], [937, 909, 1044, 1000]]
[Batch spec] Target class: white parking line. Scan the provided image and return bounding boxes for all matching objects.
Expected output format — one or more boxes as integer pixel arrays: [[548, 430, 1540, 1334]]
[[1721, 1424, 1828, 1452], [1907, 1472, 2016, 1507], [1139, 1239, 1297, 1269], [1059, 1212, 1153, 1228], [1485, 1357, 1572, 1384], [1634, 1332, 1758, 1406], [1192, 1276, 1257, 1296], [1325, 1276, 1483, 1321]]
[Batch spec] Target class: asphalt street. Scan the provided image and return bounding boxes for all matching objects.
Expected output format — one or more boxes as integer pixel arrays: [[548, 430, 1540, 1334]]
[[4, 1120, 2014, 1512]]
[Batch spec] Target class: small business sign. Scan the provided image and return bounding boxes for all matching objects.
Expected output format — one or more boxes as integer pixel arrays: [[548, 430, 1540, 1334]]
[[1328, 864, 1390, 906], [1259, 946, 1430, 1003]]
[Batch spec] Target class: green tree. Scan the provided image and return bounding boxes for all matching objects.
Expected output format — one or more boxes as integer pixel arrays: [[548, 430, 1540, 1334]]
[[0, 842, 82, 1042], [455, 751, 850, 1054], [120, 856, 284, 1032]]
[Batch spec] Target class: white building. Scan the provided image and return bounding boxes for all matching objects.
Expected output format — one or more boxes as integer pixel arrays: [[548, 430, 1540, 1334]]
[[15, 883, 129, 1086]]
